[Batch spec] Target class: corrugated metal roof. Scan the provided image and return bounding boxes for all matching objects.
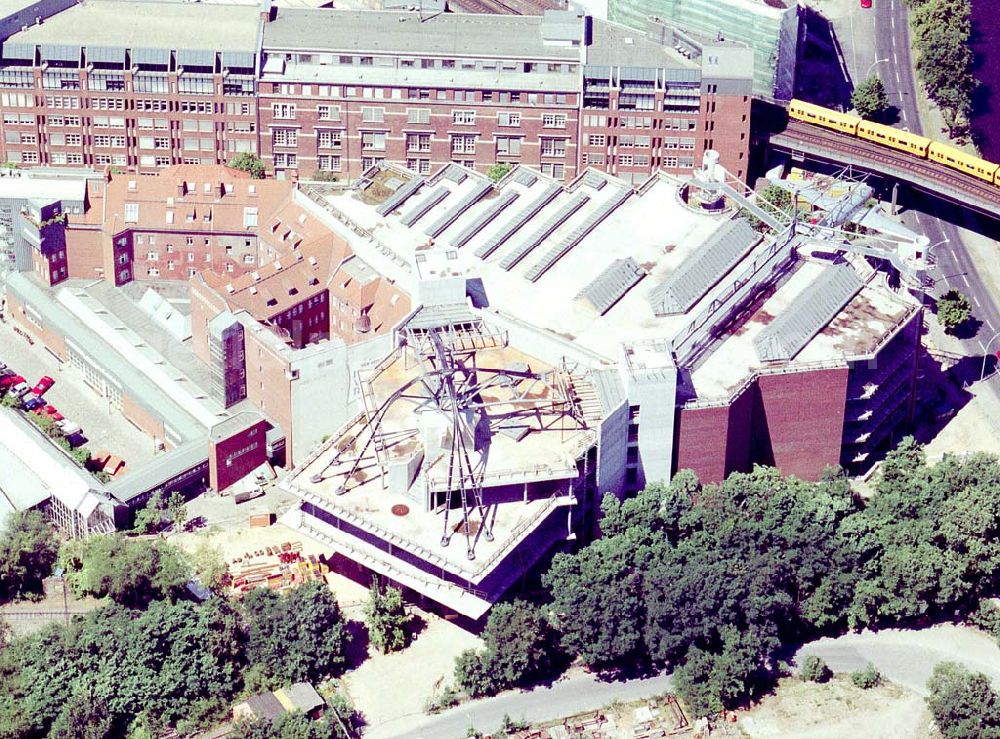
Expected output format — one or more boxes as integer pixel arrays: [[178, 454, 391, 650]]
[[753, 264, 863, 362], [647, 218, 759, 315], [576, 257, 647, 314], [405, 303, 478, 330]]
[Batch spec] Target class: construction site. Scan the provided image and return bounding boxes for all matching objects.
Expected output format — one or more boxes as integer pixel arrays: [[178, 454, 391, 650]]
[[278, 154, 932, 620]]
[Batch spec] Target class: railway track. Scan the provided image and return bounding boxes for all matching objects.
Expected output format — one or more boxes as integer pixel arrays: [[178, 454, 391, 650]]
[[781, 122, 1000, 204]]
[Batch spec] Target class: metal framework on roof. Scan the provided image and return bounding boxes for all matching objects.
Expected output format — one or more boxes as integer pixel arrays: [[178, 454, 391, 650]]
[[474, 184, 561, 259], [306, 312, 588, 561], [753, 263, 864, 363], [425, 181, 492, 239], [577, 257, 647, 314], [647, 217, 760, 315], [498, 192, 590, 271], [375, 175, 425, 216], [400, 185, 449, 227]]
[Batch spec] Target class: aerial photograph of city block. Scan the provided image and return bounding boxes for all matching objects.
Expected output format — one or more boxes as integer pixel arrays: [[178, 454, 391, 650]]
[[0, 0, 997, 736]]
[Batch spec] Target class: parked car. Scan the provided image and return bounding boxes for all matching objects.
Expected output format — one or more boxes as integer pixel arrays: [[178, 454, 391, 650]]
[[31, 376, 55, 396], [43, 405, 64, 421], [58, 419, 82, 435], [22, 394, 44, 411], [0, 374, 20, 390], [9, 382, 31, 398], [66, 431, 86, 448]]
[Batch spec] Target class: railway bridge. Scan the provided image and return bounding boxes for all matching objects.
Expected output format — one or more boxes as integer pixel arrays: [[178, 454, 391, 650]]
[[768, 122, 1000, 220]]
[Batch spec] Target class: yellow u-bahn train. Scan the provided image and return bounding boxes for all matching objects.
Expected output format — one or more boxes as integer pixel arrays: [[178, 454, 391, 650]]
[[788, 99, 1000, 188]]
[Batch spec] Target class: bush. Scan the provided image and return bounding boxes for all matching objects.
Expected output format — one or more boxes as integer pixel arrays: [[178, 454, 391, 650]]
[[937, 290, 972, 333], [454, 649, 500, 698], [486, 163, 512, 182], [423, 684, 460, 714], [968, 600, 1000, 641], [800, 655, 832, 683], [926, 661, 1000, 738], [229, 153, 265, 179], [851, 662, 882, 689]]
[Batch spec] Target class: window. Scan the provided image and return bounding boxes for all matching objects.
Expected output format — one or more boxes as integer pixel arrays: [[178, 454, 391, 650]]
[[361, 132, 386, 150], [542, 113, 566, 128], [540, 138, 566, 157], [407, 108, 430, 124], [452, 110, 475, 125], [498, 111, 520, 127], [317, 104, 340, 121], [587, 134, 606, 146], [539, 162, 563, 179], [155, 156, 171, 167], [147, 267, 160, 277], [317, 155, 341, 172], [272, 103, 296, 119], [582, 152, 605, 165], [495, 137, 521, 156], [50, 152, 67, 165], [272, 128, 298, 147], [65, 134, 82, 146], [154, 137, 170, 149], [147, 251, 159, 260], [124, 203, 139, 223], [361, 107, 384, 123], [451, 134, 476, 154], [273, 153, 297, 168], [317, 130, 341, 148], [406, 133, 430, 152], [618, 154, 634, 166], [67, 153, 82, 165], [406, 159, 431, 175], [243, 207, 258, 228]]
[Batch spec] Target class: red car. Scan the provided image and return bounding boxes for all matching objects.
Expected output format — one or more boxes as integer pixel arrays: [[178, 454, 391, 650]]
[[860, 0, 872, 7], [1, 374, 25, 389], [31, 375, 54, 395], [44, 405, 64, 421]]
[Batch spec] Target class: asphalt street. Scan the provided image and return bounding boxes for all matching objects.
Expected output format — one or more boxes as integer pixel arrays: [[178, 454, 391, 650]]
[[367, 672, 674, 739], [840, 0, 1000, 396]]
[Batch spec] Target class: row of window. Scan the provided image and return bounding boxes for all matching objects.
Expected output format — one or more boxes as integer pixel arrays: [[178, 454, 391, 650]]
[[280, 54, 575, 75], [267, 84, 572, 106], [585, 134, 696, 149], [580, 152, 694, 169], [0, 93, 254, 116]]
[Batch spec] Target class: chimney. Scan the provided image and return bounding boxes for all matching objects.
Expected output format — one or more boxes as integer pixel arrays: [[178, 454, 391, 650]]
[[177, 182, 186, 197], [218, 182, 226, 198], [260, 0, 276, 22]]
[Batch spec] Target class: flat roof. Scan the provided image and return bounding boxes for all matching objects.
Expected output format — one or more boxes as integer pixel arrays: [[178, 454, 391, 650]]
[[285, 337, 595, 579], [6, 273, 209, 444], [263, 9, 582, 60], [0, 175, 86, 204], [587, 19, 697, 70], [313, 165, 921, 400], [7, 0, 261, 52]]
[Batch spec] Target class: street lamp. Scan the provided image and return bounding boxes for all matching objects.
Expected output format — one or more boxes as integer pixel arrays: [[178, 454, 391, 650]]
[[980, 330, 1000, 383], [865, 59, 889, 79]]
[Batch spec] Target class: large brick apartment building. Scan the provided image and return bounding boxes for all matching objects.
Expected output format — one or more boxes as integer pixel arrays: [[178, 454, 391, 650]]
[[0, 1, 753, 184]]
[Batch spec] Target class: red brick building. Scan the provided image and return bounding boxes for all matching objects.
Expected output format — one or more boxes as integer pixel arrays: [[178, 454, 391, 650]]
[[0, 3, 754, 185], [99, 164, 293, 286], [0, 1, 261, 173]]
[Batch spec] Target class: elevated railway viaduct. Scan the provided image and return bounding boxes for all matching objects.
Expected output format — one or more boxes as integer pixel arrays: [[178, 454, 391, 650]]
[[767, 122, 1000, 221]]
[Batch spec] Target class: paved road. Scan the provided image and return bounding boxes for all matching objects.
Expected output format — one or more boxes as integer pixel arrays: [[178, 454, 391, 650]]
[[797, 625, 1000, 696], [839, 0, 1000, 400], [366, 672, 674, 739]]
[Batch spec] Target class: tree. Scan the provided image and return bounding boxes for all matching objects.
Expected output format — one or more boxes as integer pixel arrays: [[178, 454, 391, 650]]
[[188, 541, 229, 591], [167, 491, 188, 532], [364, 580, 409, 654], [740, 186, 795, 233], [851, 74, 890, 121], [0, 510, 59, 601], [234, 712, 349, 739], [48, 684, 114, 739], [454, 649, 499, 698], [242, 581, 349, 684], [926, 662, 1000, 738], [454, 601, 561, 698], [486, 163, 513, 182], [60, 535, 190, 608], [229, 152, 265, 179], [132, 491, 164, 534], [937, 290, 972, 333], [800, 655, 831, 683]]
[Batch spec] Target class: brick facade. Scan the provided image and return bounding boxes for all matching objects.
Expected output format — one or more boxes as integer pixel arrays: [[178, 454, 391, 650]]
[[209, 416, 269, 492]]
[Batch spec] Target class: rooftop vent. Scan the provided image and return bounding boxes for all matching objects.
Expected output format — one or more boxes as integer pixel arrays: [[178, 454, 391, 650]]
[[308, 256, 318, 267], [249, 286, 257, 295], [225, 284, 235, 294], [273, 260, 282, 270], [251, 271, 261, 282]]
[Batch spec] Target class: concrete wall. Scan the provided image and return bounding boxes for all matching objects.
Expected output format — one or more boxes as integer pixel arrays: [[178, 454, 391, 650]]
[[65, 227, 105, 282]]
